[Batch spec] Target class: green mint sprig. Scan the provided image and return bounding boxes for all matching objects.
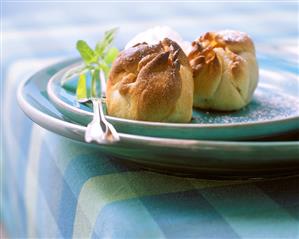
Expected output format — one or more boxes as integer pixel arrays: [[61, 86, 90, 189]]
[[76, 27, 119, 78], [63, 28, 119, 99]]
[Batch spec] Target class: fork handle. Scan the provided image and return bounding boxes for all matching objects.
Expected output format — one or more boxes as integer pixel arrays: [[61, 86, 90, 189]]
[[92, 98, 101, 123], [84, 98, 104, 143], [97, 98, 120, 142]]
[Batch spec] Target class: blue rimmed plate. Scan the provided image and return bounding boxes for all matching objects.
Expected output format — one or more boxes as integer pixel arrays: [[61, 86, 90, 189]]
[[47, 60, 299, 140], [17, 59, 299, 177]]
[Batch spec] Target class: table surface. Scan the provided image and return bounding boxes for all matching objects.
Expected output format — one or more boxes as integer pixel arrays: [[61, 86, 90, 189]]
[[2, 2, 299, 239]]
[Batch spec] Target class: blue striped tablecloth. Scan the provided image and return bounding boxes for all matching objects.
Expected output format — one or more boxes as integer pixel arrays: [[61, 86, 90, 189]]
[[2, 2, 299, 238]]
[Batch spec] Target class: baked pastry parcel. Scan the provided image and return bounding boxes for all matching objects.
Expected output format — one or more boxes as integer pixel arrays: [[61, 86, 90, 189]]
[[188, 30, 259, 111], [107, 38, 194, 122]]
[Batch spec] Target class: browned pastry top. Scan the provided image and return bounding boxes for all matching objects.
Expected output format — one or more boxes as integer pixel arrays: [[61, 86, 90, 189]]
[[107, 38, 192, 121], [188, 31, 255, 78]]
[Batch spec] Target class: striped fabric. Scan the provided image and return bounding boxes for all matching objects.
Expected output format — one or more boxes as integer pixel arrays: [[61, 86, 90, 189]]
[[2, 2, 299, 238]]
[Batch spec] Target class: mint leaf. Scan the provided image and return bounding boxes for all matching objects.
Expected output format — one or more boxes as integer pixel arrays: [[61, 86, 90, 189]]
[[95, 28, 118, 56], [76, 74, 87, 99], [104, 47, 119, 65], [76, 40, 96, 64], [104, 28, 118, 44], [70, 28, 119, 98]]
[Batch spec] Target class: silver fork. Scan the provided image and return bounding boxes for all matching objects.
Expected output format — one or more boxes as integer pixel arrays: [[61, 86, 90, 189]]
[[78, 70, 120, 143]]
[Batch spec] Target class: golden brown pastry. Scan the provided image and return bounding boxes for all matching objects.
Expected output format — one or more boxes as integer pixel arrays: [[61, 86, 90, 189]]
[[107, 38, 193, 122], [188, 30, 259, 111]]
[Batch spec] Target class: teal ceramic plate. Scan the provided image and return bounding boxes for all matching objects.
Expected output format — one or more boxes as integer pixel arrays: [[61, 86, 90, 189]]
[[47, 60, 299, 140], [18, 59, 299, 178]]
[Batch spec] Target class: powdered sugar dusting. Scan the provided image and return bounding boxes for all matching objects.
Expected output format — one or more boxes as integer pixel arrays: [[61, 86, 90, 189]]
[[192, 86, 299, 124], [218, 30, 248, 42], [125, 26, 191, 54]]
